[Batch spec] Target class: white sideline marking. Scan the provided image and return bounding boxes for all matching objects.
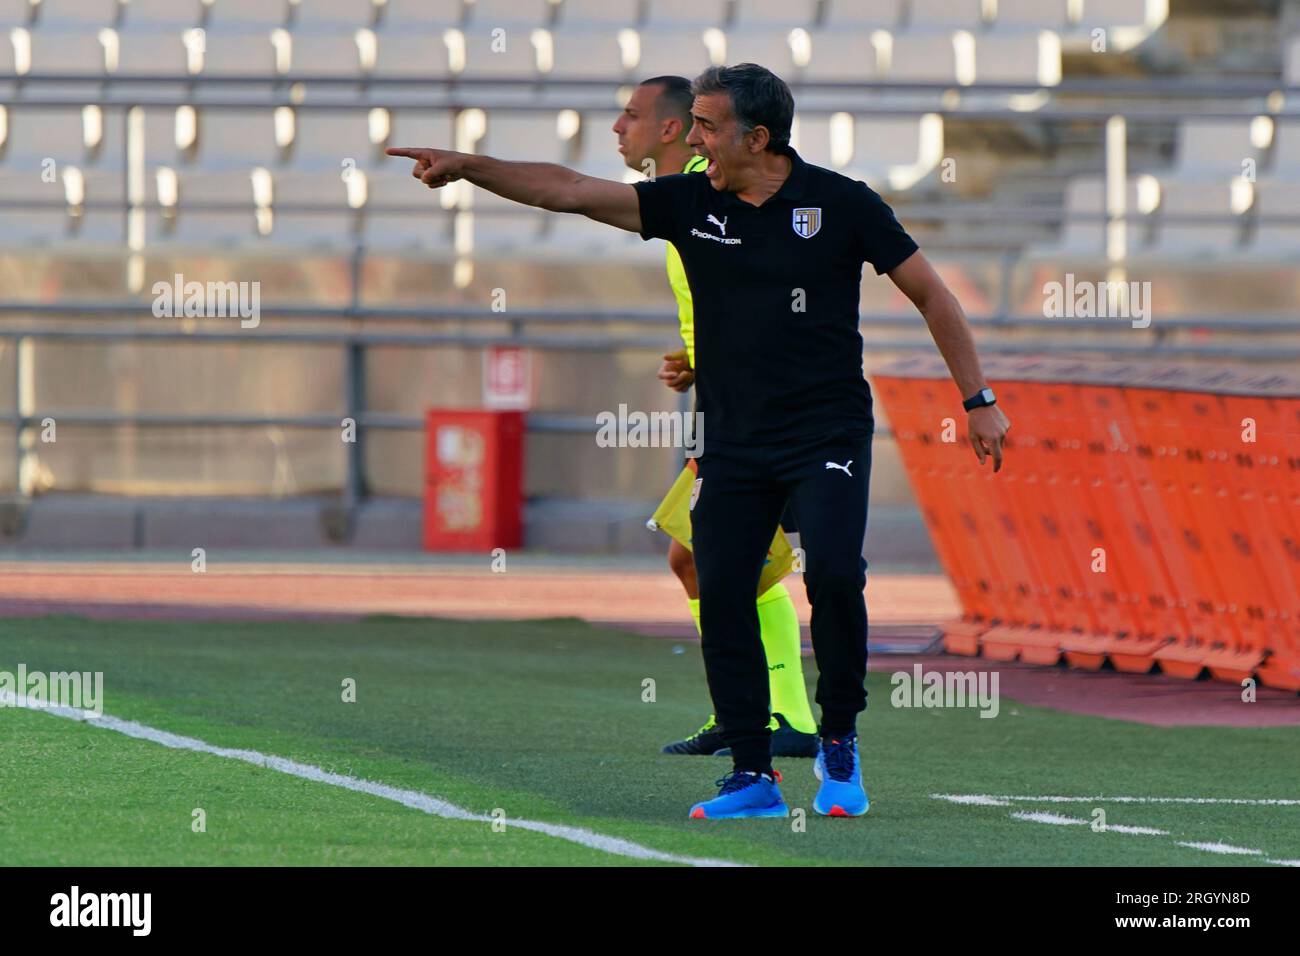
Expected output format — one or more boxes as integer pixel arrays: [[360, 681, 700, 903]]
[[1175, 841, 1262, 856], [934, 793, 1300, 806], [949, 794, 1296, 865], [2, 691, 743, 868], [1010, 811, 1168, 836], [1013, 811, 1087, 826]]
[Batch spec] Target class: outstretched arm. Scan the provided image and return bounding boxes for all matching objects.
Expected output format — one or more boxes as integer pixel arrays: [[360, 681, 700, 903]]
[[385, 147, 642, 233], [888, 250, 1011, 472]]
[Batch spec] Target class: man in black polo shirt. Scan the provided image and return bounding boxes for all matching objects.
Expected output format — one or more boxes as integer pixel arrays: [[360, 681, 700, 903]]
[[388, 63, 1010, 821]]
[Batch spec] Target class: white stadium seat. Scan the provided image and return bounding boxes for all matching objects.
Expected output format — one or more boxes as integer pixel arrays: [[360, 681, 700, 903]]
[[27, 30, 110, 74]]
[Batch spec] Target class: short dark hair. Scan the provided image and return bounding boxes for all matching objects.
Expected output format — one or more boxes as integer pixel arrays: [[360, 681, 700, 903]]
[[691, 63, 794, 152], [639, 75, 694, 132]]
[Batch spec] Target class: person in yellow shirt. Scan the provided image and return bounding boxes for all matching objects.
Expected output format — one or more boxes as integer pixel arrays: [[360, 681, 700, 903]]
[[613, 76, 818, 757]]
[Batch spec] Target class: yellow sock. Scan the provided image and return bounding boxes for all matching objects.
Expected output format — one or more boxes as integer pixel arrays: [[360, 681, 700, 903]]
[[687, 598, 701, 636], [757, 582, 817, 734]]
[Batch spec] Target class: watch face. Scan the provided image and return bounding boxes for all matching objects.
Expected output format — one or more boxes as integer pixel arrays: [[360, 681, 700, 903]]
[[982, 388, 995, 403]]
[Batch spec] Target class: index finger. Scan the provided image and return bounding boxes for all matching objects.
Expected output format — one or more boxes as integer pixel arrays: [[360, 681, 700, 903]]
[[386, 147, 432, 159]]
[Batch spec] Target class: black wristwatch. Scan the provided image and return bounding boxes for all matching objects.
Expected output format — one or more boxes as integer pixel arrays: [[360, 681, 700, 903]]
[[962, 387, 997, 411]]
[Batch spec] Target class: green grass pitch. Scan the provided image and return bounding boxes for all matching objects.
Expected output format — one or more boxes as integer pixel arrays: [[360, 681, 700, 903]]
[[1, 615, 1297, 866]]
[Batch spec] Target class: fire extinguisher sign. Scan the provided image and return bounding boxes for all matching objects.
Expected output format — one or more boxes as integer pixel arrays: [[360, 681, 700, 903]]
[[483, 347, 532, 410]]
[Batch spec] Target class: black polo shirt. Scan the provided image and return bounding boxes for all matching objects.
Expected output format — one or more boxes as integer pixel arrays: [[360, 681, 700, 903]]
[[634, 147, 918, 448]]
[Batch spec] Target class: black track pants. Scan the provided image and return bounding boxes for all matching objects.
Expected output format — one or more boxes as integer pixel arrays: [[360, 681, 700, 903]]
[[690, 433, 872, 773]]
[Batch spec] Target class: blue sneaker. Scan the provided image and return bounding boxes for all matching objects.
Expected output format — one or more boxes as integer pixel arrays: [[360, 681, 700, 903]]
[[813, 735, 869, 817], [689, 770, 789, 820]]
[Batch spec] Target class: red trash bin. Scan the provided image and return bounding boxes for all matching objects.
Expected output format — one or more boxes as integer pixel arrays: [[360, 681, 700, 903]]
[[424, 410, 525, 552]]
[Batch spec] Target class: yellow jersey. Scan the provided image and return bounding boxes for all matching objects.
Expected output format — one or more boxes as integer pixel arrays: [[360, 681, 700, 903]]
[[664, 153, 709, 368]]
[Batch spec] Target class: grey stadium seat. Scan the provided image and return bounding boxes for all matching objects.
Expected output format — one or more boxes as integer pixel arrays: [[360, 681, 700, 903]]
[[477, 112, 567, 164], [200, 30, 282, 75], [802, 30, 878, 82], [1149, 177, 1247, 257], [26, 30, 110, 74], [196, 109, 285, 168], [1252, 177, 1300, 253], [458, 25, 540, 78], [992, 0, 1070, 31], [909, 0, 986, 30], [376, 0, 464, 30], [288, 110, 376, 167], [574, 110, 633, 182], [289, 0, 378, 30], [202, 0, 291, 30], [554, 0, 637, 28], [115, 29, 192, 77], [363, 183, 453, 250], [642, 0, 728, 28], [974, 30, 1061, 85], [887, 32, 961, 83], [118, 0, 206, 29], [32, 0, 121, 27], [0, 0, 32, 27], [821, 0, 900, 30], [2, 109, 88, 164], [548, 27, 626, 79], [1287, 34, 1300, 86], [1271, 120, 1300, 171], [846, 113, 944, 191], [289, 31, 366, 75], [1172, 119, 1263, 178], [1043, 175, 1154, 257], [723, 30, 799, 77], [633, 27, 716, 80], [372, 32, 451, 78], [731, 0, 817, 29], [465, 0, 552, 27]]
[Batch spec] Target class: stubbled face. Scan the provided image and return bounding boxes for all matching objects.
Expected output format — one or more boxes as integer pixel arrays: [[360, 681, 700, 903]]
[[685, 92, 751, 193], [612, 83, 671, 173]]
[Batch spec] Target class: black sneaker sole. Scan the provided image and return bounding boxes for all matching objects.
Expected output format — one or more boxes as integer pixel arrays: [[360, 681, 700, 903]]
[[661, 729, 728, 756], [715, 727, 820, 759]]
